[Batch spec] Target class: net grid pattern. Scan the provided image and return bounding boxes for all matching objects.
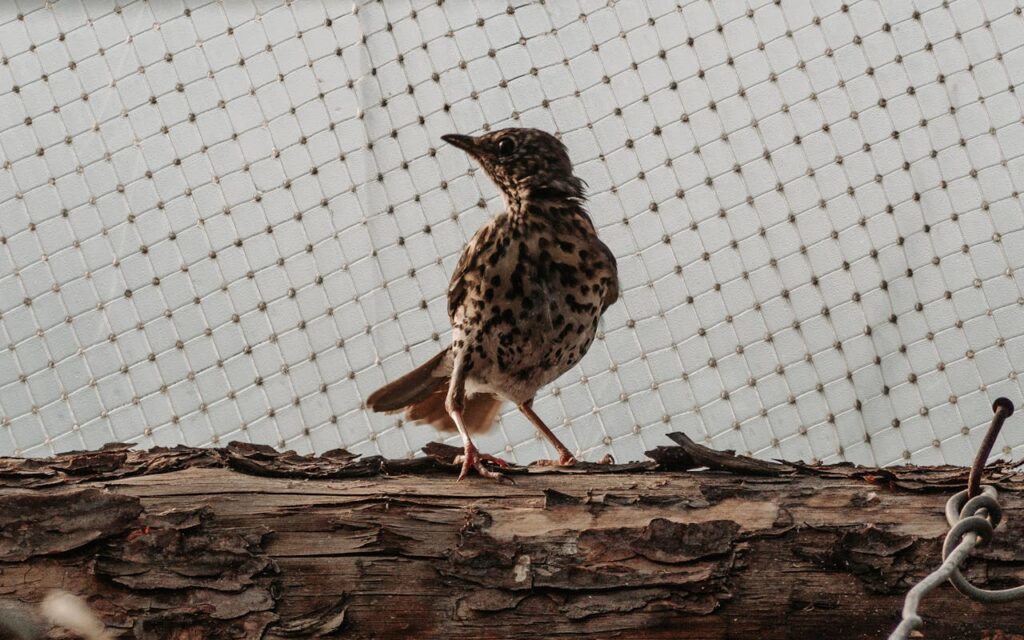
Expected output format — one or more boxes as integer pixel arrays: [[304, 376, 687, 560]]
[[1, 0, 1024, 467]]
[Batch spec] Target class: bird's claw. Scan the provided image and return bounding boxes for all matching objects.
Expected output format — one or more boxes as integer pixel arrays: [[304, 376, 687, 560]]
[[454, 444, 511, 482]]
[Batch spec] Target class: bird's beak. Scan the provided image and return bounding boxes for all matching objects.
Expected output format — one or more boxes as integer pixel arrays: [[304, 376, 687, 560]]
[[441, 134, 477, 154]]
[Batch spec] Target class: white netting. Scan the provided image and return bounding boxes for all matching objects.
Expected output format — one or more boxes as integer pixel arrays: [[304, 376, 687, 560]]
[[2, 0, 1024, 466]]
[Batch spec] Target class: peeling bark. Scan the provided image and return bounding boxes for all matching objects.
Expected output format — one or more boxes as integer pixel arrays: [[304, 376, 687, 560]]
[[1, 440, 1023, 639], [0, 488, 143, 561]]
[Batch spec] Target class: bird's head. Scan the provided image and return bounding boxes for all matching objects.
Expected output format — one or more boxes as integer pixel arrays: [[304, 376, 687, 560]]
[[442, 128, 584, 204]]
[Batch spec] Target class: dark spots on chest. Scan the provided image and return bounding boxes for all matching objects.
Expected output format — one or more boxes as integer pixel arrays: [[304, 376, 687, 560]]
[[557, 322, 578, 341], [551, 261, 578, 287], [537, 249, 552, 279], [487, 237, 511, 266], [482, 309, 502, 332], [510, 263, 525, 292], [564, 293, 590, 313]]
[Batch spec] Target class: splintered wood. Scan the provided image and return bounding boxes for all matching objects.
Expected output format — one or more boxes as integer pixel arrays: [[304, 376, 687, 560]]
[[1, 441, 1023, 639]]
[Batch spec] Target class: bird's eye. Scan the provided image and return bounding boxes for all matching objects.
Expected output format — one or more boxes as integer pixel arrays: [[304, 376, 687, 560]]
[[496, 137, 516, 156]]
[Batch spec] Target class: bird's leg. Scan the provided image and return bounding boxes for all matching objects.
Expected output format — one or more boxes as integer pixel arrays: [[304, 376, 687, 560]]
[[446, 348, 508, 480], [518, 400, 577, 466], [450, 408, 509, 481]]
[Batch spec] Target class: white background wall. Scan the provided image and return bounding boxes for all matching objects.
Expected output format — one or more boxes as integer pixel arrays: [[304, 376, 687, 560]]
[[2, 0, 1024, 466]]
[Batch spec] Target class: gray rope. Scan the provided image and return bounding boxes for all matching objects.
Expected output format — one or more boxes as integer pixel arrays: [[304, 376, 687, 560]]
[[889, 485, 1024, 639]]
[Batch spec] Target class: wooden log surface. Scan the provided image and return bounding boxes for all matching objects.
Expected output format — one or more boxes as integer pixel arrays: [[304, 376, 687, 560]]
[[1, 438, 1023, 639]]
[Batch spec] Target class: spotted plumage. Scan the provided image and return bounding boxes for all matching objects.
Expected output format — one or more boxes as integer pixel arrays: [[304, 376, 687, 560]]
[[367, 127, 619, 480]]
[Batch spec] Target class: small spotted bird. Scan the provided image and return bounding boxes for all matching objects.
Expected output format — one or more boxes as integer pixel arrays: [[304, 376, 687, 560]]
[[367, 128, 619, 480]]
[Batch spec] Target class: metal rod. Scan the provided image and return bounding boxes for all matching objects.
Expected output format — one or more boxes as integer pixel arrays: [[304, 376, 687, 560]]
[[967, 398, 1014, 499], [890, 398, 1020, 638]]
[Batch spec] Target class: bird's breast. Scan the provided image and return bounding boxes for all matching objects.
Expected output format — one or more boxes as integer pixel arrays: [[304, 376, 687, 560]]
[[454, 215, 612, 399]]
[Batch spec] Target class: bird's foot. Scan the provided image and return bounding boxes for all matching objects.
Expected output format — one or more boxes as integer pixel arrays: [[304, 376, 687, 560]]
[[454, 442, 510, 482], [532, 452, 578, 467]]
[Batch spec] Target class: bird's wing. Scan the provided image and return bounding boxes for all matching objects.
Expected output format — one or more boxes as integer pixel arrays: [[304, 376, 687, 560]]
[[447, 215, 503, 322], [596, 238, 619, 311]]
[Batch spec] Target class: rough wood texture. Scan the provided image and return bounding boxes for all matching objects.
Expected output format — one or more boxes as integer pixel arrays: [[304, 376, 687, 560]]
[[2, 440, 1023, 639]]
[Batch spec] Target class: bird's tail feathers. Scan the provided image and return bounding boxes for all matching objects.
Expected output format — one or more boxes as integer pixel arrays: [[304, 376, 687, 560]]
[[405, 387, 501, 434], [366, 348, 451, 413], [367, 348, 501, 435]]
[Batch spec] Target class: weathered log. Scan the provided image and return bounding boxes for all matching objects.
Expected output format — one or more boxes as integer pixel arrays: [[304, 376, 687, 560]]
[[1, 439, 1023, 639]]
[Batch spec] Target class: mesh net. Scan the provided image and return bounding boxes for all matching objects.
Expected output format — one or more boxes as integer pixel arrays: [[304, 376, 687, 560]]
[[2, 0, 1024, 466]]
